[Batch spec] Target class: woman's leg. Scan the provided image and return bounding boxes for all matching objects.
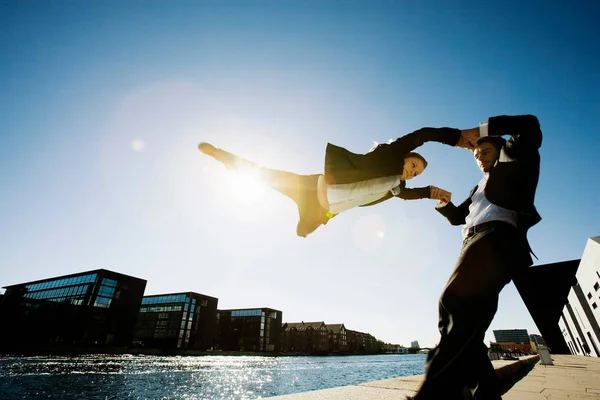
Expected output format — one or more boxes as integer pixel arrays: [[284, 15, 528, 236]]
[[199, 143, 334, 236]]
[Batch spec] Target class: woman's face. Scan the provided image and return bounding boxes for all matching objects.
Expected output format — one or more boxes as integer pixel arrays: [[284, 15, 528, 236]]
[[400, 156, 426, 180]]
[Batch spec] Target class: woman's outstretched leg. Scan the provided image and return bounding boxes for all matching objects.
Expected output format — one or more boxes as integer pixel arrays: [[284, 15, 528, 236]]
[[199, 143, 334, 236]]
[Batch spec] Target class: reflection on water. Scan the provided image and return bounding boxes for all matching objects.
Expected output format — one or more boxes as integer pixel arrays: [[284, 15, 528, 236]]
[[0, 353, 426, 400]]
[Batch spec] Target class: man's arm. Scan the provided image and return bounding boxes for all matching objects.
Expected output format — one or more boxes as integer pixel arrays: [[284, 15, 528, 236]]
[[467, 115, 542, 157], [435, 196, 472, 226], [489, 115, 542, 157]]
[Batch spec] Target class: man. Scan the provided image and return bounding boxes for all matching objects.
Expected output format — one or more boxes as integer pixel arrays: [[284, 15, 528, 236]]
[[410, 114, 542, 400]]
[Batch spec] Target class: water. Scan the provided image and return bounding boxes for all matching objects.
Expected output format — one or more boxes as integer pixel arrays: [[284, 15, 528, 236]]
[[0, 353, 426, 400]]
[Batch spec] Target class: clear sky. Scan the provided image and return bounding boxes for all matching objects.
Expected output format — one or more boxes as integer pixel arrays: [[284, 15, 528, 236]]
[[1, 0, 599, 348]]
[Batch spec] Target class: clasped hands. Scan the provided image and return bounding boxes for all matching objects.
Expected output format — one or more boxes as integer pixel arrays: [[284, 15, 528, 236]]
[[430, 127, 480, 205], [456, 127, 480, 151]]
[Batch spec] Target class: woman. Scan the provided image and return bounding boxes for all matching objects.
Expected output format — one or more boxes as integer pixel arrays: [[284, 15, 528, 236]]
[[199, 126, 475, 237]]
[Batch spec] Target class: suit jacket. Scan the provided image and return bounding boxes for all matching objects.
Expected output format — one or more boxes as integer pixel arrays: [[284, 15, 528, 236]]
[[323, 126, 462, 207], [324, 127, 461, 184], [436, 114, 543, 266]]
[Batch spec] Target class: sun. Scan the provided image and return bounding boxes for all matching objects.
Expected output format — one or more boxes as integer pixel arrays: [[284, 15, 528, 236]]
[[224, 167, 267, 204]]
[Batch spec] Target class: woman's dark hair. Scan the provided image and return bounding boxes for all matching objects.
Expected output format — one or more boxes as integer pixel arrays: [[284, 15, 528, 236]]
[[404, 152, 428, 169]]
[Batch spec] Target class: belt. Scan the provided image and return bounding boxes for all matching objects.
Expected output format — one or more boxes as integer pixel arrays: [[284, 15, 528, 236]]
[[465, 220, 515, 239]]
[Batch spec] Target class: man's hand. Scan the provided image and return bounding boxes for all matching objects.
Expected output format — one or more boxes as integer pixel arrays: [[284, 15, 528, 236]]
[[456, 127, 479, 150], [430, 186, 451, 203]]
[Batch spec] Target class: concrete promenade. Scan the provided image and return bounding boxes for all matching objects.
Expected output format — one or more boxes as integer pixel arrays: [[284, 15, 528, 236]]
[[268, 354, 600, 399], [503, 354, 600, 399]]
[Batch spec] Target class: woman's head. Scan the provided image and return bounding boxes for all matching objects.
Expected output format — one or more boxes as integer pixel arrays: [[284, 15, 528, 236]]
[[401, 152, 427, 180]]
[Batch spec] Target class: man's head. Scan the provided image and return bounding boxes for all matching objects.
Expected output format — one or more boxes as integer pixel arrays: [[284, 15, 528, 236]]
[[401, 152, 428, 180], [474, 137, 505, 173]]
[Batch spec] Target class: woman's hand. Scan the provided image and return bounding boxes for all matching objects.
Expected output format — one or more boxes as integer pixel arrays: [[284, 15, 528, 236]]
[[430, 186, 452, 204], [456, 128, 479, 150]]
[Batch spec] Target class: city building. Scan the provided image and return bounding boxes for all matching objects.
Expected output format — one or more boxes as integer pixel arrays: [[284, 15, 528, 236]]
[[134, 292, 218, 351], [347, 329, 379, 354], [558, 237, 600, 357], [0, 269, 146, 352], [529, 334, 548, 352], [327, 323, 348, 353], [390, 344, 409, 354], [410, 341, 420, 349], [493, 329, 531, 344], [492, 329, 533, 354], [216, 307, 282, 352], [489, 341, 533, 354], [282, 321, 329, 354]]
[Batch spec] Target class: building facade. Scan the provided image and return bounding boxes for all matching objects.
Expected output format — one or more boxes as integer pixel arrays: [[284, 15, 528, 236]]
[[348, 329, 379, 354], [490, 341, 533, 354], [216, 308, 282, 352], [134, 292, 218, 351], [558, 237, 600, 357], [327, 323, 348, 353], [0, 269, 146, 352], [529, 334, 547, 352], [493, 329, 531, 344], [282, 321, 329, 354]]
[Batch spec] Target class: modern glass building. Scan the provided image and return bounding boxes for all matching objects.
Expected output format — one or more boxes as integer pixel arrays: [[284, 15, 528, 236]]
[[216, 308, 282, 352], [134, 292, 218, 350], [493, 329, 531, 344], [0, 269, 147, 352]]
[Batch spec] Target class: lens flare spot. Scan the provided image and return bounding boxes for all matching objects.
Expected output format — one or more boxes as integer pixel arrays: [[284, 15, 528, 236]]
[[132, 139, 146, 151], [352, 214, 386, 252]]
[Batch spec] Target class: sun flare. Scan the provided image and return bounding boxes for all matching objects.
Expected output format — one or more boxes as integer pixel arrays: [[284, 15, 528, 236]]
[[225, 167, 267, 203]]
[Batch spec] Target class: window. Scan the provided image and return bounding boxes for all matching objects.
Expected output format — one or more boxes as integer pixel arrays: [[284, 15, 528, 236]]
[[594, 282, 600, 291], [589, 293, 593, 299], [94, 296, 112, 308], [593, 303, 598, 310], [232, 309, 262, 317], [142, 294, 187, 305], [102, 278, 118, 287]]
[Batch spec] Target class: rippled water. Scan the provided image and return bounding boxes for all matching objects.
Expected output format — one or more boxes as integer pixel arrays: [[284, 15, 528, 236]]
[[0, 353, 426, 400]]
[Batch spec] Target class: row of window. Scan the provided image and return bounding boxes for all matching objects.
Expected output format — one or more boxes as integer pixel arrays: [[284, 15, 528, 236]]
[[23, 285, 90, 301], [231, 309, 263, 317], [142, 294, 189, 305], [140, 305, 183, 313], [23, 296, 86, 306], [24, 274, 98, 292], [585, 280, 600, 311]]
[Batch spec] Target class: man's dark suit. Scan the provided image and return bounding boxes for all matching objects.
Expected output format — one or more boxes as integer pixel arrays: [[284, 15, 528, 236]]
[[414, 115, 543, 400]]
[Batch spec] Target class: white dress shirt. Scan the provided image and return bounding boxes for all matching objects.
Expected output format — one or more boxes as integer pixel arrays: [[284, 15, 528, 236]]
[[462, 175, 518, 239], [327, 176, 401, 214]]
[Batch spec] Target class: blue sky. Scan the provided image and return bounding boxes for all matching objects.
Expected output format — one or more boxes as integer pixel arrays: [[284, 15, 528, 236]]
[[1, 0, 599, 347]]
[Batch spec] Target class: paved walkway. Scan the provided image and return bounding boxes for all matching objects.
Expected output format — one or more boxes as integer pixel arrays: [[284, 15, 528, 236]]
[[503, 354, 600, 399], [268, 355, 600, 399]]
